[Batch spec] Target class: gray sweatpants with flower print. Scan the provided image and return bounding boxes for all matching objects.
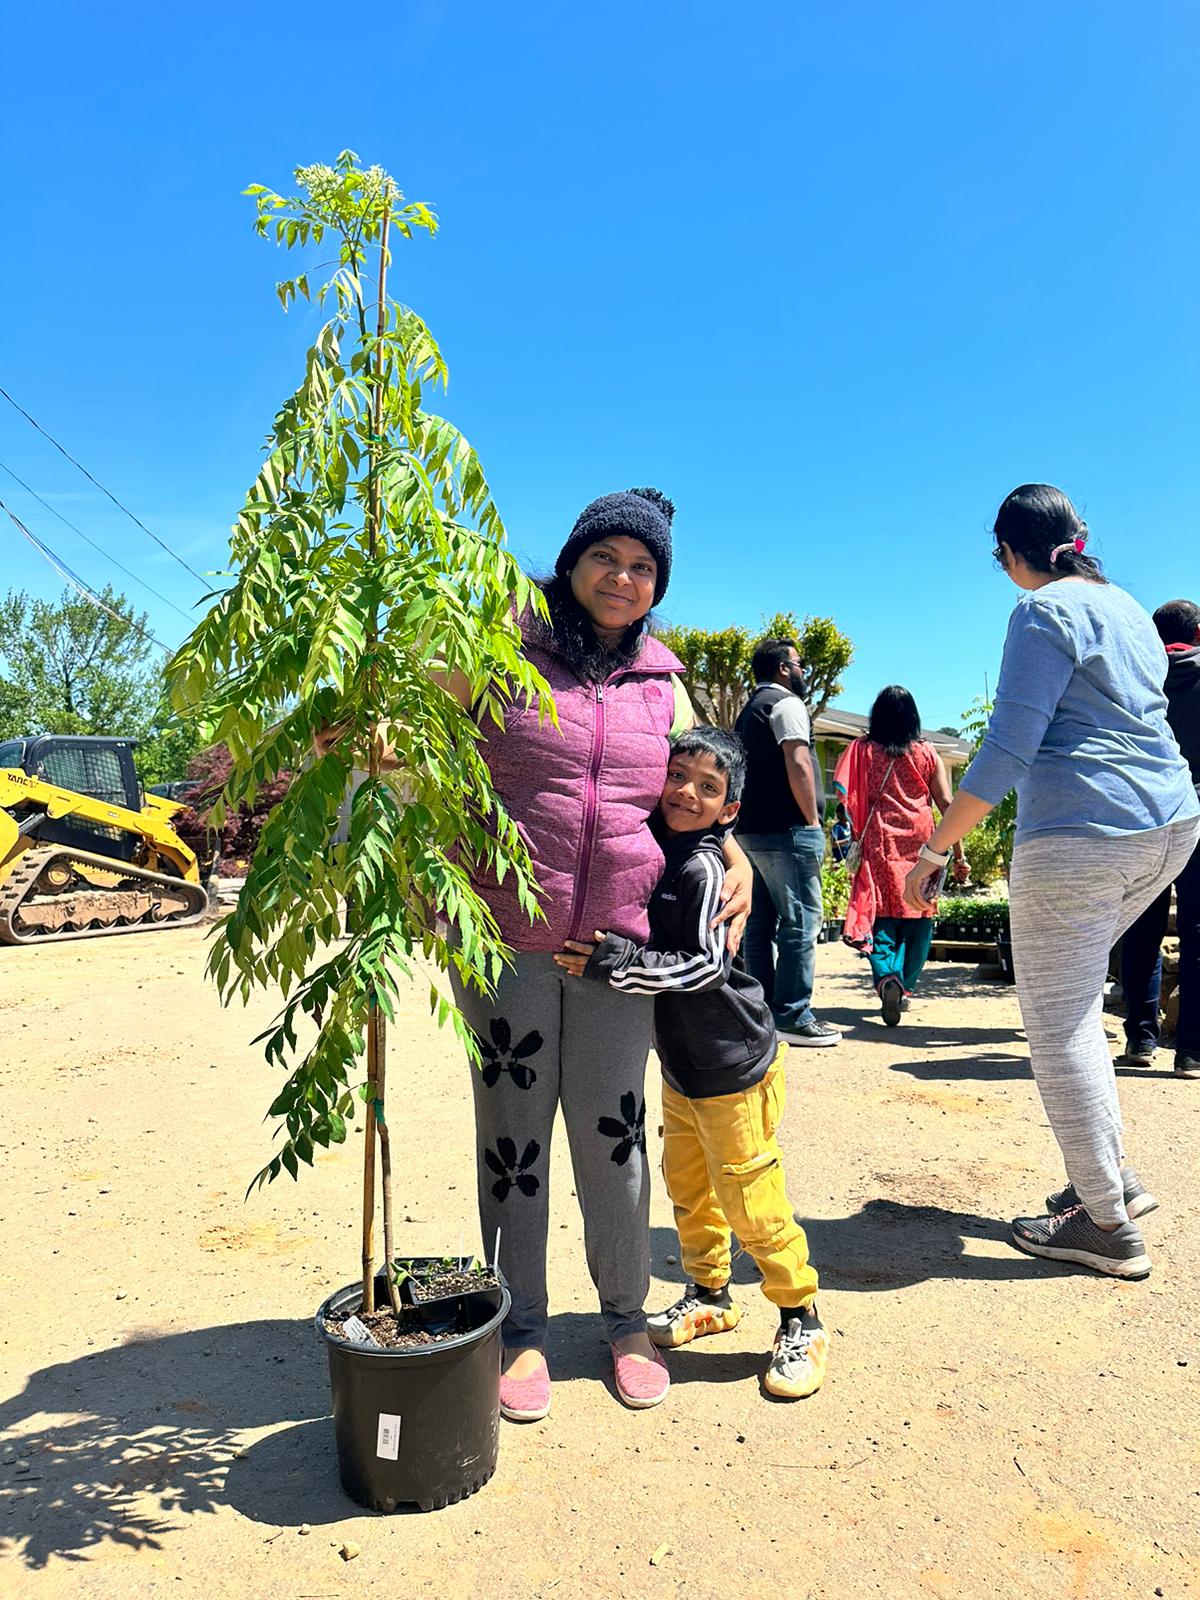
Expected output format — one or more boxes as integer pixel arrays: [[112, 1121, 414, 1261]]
[[450, 951, 654, 1348]]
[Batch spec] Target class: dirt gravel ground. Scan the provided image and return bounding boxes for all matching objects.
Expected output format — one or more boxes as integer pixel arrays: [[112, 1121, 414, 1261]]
[[1, 927, 1197, 1600]]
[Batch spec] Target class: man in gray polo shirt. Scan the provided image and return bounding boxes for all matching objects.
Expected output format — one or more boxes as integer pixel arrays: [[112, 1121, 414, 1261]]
[[733, 638, 840, 1047]]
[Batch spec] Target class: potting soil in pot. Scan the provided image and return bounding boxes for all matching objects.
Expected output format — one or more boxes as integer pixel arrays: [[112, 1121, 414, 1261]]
[[409, 1268, 501, 1303], [328, 1307, 447, 1349]]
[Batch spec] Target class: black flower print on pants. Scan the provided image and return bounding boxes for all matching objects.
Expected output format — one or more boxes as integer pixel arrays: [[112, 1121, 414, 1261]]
[[598, 1092, 647, 1166], [478, 1017, 544, 1090], [484, 1136, 542, 1201]]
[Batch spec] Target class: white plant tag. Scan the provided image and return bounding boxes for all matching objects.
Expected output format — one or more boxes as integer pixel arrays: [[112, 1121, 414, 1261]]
[[376, 1413, 401, 1460], [341, 1315, 378, 1346]]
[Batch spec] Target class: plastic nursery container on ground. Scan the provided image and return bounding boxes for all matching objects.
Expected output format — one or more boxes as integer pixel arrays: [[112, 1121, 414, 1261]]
[[316, 1265, 509, 1512]]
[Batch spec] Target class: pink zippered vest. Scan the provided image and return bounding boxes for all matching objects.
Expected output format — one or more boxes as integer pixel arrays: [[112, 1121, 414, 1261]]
[[472, 628, 684, 952]]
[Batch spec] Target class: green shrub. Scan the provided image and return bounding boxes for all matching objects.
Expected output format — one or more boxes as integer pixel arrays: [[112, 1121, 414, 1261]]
[[959, 694, 1015, 886], [822, 861, 851, 920], [960, 828, 1006, 888], [934, 895, 1010, 938]]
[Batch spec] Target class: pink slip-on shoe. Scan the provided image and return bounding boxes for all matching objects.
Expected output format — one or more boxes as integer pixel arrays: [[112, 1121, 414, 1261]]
[[499, 1355, 551, 1422], [611, 1344, 670, 1409]]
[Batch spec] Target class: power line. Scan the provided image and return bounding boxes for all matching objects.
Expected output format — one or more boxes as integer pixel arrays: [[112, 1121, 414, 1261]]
[[0, 494, 173, 654], [0, 385, 208, 583], [0, 456, 197, 624]]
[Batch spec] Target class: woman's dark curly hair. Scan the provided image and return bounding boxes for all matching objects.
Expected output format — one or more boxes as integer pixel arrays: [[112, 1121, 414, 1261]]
[[529, 574, 652, 683]]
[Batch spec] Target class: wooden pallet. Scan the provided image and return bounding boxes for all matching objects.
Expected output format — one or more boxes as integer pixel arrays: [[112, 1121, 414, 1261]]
[[928, 937, 999, 963]]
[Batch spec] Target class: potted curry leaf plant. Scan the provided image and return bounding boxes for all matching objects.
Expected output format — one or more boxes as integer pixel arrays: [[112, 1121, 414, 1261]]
[[167, 154, 554, 1512]]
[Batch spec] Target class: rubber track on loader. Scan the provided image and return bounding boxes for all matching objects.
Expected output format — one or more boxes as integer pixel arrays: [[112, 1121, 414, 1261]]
[[0, 843, 209, 945]]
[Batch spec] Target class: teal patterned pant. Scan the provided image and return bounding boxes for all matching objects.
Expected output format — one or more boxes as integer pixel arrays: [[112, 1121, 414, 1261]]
[[868, 917, 934, 994]]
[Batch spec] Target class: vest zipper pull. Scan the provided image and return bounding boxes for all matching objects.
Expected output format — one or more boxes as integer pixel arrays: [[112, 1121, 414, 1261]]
[[596, 684, 604, 701]]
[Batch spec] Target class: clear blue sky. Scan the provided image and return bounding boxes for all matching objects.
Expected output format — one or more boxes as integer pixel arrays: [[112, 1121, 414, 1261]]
[[1, 2, 1196, 730]]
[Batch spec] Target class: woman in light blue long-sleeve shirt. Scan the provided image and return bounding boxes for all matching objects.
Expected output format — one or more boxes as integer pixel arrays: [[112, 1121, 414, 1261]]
[[904, 484, 1199, 1281]]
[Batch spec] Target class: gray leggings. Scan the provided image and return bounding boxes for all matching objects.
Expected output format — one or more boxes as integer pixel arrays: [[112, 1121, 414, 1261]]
[[449, 952, 654, 1348], [1010, 817, 1200, 1225]]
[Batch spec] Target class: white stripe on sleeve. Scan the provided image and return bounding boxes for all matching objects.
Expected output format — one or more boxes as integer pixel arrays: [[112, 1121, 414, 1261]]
[[610, 853, 727, 994]]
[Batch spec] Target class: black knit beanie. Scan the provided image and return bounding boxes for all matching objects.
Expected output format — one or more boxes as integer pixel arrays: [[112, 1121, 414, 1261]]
[[555, 486, 675, 603]]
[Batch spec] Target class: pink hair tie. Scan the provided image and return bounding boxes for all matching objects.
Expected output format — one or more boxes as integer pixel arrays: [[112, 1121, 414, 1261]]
[[1050, 534, 1088, 567]]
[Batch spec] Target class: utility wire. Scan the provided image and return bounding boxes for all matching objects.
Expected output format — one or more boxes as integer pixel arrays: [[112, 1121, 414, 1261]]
[[0, 384, 208, 583], [0, 456, 197, 624], [0, 494, 173, 654]]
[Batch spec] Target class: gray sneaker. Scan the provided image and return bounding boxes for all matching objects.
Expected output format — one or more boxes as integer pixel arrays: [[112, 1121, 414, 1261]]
[[1046, 1164, 1158, 1221], [1175, 1055, 1200, 1079], [778, 1019, 841, 1048], [1119, 1042, 1156, 1068], [1011, 1207, 1151, 1279], [880, 978, 903, 1028]]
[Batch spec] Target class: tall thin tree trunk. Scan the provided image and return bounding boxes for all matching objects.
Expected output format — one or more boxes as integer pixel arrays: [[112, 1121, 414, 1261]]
[[361, 207, 394, 1315]]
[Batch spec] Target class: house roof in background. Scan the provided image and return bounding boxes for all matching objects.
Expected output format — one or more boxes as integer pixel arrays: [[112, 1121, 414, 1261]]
[[814, 707, 973, 765]]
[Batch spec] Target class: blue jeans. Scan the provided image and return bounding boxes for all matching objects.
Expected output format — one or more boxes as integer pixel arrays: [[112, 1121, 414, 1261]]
[[739, 826, 826, 1032], [1120, 832, 1200, 1058]]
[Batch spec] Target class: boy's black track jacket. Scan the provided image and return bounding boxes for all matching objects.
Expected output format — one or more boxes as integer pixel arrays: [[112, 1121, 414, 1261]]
[[1165, 644, 1200, 792], [583, 821, 778, 1099]]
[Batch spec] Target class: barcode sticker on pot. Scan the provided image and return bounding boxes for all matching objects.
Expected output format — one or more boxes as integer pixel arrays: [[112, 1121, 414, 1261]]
[[342, 1316, 378, 1346], [376, 1413, 401, 1460]]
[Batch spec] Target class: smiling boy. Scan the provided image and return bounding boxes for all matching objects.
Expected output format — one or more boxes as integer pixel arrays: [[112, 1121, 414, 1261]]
[[555, 727, 829, 1399]]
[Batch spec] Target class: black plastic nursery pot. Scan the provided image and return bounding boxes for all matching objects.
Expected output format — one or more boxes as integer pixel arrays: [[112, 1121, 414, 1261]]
[[316, 1264, 510, 1513], [995, 935, 1017, 985]]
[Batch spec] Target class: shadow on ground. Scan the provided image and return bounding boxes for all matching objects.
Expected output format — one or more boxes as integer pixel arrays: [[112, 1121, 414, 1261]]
[[830, 958, 1013, 1003], [653, 1200, 1066, 1301], [0, 1208, 1092, 1569], [651, 1202, 1083, 1298], [0, 1317, 350, 1570], [822, 1008, 1027, 1049], [889, 1053, 1031, 1081], [803, 1199, 1079, 1291]]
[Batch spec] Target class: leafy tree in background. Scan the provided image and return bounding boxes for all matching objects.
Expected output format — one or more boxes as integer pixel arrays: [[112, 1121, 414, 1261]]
[[0, 586, 157, 738], [658, 610, 854, 728], [0, 585, 203, 786], [776, 612, 854, 722], [659, 624, 750, 728], [135, 714, 205, 788]]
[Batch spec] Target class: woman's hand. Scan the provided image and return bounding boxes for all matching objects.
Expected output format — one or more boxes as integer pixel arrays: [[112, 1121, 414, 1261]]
[[903, 861, 944, 914], [312, 718, 404, 771], [712, 853, 752, 957], [312, 721, 351, 759], [553, 935, 602, 978]]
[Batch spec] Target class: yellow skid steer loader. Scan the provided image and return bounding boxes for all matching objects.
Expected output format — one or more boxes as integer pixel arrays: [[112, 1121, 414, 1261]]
[[0, 735, 207, 945]]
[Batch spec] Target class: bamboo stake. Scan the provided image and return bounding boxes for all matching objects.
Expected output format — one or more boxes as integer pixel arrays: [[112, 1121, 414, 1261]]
[[360, 204, 392, 1315], [361, 1004, 378, 1312], [377, 1021, 401, 1315]]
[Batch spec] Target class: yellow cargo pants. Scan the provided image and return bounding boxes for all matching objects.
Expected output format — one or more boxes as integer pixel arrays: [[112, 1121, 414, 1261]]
[[660, 1049, 818, 1307]]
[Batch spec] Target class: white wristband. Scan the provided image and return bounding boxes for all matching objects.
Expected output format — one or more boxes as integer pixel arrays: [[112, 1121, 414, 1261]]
[[919, 844, 951, 867]]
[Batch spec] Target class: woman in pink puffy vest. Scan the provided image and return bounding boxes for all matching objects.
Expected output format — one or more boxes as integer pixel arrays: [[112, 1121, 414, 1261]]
[[446, 488, 752, 1421]]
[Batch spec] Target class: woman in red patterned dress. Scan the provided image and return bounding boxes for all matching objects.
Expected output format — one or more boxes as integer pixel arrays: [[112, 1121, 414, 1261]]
[[834, 687, 966, 1025]]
